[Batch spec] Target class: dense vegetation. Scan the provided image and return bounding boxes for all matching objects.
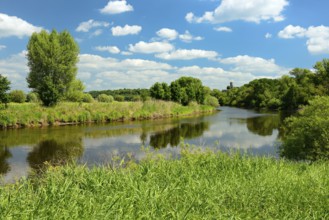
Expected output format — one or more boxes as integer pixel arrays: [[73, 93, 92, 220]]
[[89, 88, 150, 102], [149, 76, 219, 107], [1, 149, 328, 219], [281, 96, 329, 160], [218, 59, 329, 110], [0, 101, 214, 128]]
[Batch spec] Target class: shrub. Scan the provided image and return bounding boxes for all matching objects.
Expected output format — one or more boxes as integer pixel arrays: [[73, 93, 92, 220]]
[[97, 94, 114, 103], [281, 96, 329, 160], [9, 90, 26, 103], [82, 94, 94, 103], [204, 95, 219, 107], [114, 95, 125, 102], [27, 92, 39, 103]]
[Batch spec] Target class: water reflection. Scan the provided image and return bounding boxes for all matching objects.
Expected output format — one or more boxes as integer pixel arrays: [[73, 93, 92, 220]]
[[27, 138, 83, 174], [0, 147, 12, 174], [150, 122, 209, 148], [246, 115, 280, 136], [0, 107, 290, 183]]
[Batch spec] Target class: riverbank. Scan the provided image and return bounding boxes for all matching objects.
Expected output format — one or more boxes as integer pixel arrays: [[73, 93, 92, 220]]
[[0, 101, 215, 128], [1, 149, 328, 219]]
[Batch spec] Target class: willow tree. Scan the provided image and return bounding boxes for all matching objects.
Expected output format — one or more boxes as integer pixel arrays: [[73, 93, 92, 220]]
[[27, 30, 79, 106]]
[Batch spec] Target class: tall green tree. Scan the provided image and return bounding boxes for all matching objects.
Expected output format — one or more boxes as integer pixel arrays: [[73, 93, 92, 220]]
[[27, 30, 79, 106], [172, 77, 205, 105], [0, 74, 10, 107], [150, 82, 165, 100]]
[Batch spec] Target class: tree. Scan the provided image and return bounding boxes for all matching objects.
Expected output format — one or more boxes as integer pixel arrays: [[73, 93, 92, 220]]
[[9, 90, 26, 103], [27, 30, 79, 106], [281, 96, 329, 160], [150, 82, 165, 100], [171, 77, 205, 105], [0, 74, 10, 107]]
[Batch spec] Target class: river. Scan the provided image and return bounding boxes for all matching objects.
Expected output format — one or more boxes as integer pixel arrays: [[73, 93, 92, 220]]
[[0, 107, 284, 183]]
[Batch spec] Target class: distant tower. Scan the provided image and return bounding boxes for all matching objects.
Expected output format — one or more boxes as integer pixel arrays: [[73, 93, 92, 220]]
[[230, 82, 233, 89]]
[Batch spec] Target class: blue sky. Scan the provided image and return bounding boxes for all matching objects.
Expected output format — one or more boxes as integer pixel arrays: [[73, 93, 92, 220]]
[[0, 0, 329, 91]]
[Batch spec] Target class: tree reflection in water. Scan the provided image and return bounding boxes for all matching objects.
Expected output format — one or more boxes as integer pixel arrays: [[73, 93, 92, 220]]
[[149, 122, 209, 149], [27, 138, 83, 174], [0, 147, 12, 175], [246, 115, 280, 136]]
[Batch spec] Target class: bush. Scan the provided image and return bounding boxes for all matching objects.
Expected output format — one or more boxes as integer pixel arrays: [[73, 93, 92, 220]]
[[82, 94, 94, 103], [97, 94, 114, 103], [9, 90, 26, 103], [204, 95, 219, 107], [114, 95, 125, 102], [281, 96, 329, 160], [26, 92, 39, 103]]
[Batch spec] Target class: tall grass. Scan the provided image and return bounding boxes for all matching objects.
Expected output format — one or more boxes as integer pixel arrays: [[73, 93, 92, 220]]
[[0, 101, 215, 128], [0, 149, 328, 219]]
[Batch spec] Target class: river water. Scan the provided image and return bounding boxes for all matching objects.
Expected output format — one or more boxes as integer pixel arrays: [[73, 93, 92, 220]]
[[0, 107, 283, 183]]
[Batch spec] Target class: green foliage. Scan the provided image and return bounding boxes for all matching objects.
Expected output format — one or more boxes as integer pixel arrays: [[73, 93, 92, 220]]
[[0, 74, 10, 106], [89, 88, 150, 102], [97, 94, 114, 103], [64, 79, 85, 102], [281, 96, 329, 160], [220, 59, 329, 110], [9, 90, 26, 103], [26, 92, 39, 103], [27, 30, 79, 106], [149, 77, 206, 105], [204, 95, 219, 107], [114, 95, 125, 102], [82, 93, 94, 103], [0, 150, 328, 219], [150, 82, 167, 100]]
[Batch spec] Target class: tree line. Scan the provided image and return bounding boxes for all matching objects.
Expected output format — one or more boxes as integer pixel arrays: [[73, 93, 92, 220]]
[[215, 59, 329, 110]]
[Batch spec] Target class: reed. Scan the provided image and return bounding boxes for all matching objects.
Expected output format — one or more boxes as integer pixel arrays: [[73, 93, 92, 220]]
[[0, 149, 328, 219], [0, 101, 215, 128]]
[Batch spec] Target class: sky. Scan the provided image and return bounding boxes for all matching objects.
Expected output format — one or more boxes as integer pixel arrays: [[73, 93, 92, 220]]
[[0, 0, 329, 91]]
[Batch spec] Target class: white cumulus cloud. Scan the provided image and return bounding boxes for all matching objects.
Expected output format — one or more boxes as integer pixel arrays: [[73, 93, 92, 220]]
[[0, 13, 43, 38], [156, 49, 218, 60], [100, 1, 134, 14], [129, 41, 174, 54], [94, 46, 121, 54], [0, 45, 6, 50], [156, 28, 178, 41], [278, 25, 329, 55], [179, 31, 203, 43], [76, 19, 110, 32], [220, 55, 289, 76], [111, 25, 142, 36], [278, 25, 306, 39], [0, 51, 29, 91], [186, 0, 289, 24], [214, 26, 232, 32], [78, 54, 173, 90]]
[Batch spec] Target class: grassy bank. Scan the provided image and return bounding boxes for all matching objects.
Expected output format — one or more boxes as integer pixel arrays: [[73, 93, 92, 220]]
[[1, 149, 328, 219], [0, 101, 215, 128]]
